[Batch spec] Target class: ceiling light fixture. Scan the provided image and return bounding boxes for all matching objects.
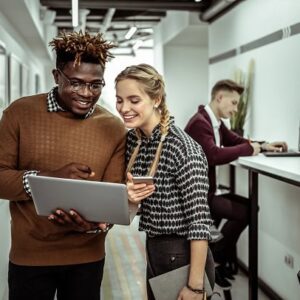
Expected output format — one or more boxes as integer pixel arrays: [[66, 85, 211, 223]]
[[194, 0, 202, 2], [125, 26, 137, 40], [72, 0, 79, 27], [133, 40, 143, 52]]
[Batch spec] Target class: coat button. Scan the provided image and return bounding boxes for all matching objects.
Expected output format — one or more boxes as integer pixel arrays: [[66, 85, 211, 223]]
[[170, 256, 176, 262]]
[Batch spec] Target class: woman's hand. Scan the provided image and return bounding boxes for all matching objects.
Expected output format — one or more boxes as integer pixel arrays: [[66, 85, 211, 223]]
[[177, 286, 205, 300], [126, 172, 155, 204]]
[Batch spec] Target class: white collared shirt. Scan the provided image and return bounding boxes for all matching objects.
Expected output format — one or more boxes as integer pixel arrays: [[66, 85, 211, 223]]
[[204, 104, 221, 147], [204, 105, 222, 193]]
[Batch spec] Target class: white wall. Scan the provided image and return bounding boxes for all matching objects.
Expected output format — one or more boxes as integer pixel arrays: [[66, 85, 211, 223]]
[[0, 12, 51, 97], [0, 4, 52, 299], [154, 11, 191, 46], [24, 0, 44, 39], [153, 11, 209, 129], [209, 1, 300, 299], [164, 45, 208, 128]]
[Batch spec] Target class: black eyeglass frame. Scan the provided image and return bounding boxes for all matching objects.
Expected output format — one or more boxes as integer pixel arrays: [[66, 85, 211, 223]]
[[57, 68, 105, 93]]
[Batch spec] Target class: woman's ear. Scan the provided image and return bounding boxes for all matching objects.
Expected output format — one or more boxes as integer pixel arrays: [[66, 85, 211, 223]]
[[154, 98, 162, 108]]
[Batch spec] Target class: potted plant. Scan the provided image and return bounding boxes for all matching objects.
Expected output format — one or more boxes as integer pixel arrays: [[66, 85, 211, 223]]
[[230, 59, 255, 137]]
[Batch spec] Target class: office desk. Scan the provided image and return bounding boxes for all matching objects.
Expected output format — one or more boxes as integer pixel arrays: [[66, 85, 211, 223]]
[[233, 155, 300, 300]]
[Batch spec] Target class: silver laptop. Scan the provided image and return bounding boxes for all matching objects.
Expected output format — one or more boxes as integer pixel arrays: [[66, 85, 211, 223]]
[[263, 149, 300, 157], [28, 175, 137, 225], [149, 265, 213, 300], [264, 126, 300, 157]]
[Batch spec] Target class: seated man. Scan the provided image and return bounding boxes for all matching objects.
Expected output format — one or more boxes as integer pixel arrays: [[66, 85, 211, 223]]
[[185, 79, 287, 289]]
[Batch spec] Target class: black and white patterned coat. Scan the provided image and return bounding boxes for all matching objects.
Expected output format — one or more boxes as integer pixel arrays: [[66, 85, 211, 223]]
[[126, 119, 212, 240]]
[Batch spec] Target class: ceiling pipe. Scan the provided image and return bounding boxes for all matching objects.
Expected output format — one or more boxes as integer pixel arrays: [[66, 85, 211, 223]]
[[74, 9, 90, 32], [40, 1, 206, 12], [125, 26, 137, 40], [40, 6, 56, 25], [200, 0, 239, 21], [101, 8, 116, 33], [132, 39, 143, 52], [71, 0, 79, 27]]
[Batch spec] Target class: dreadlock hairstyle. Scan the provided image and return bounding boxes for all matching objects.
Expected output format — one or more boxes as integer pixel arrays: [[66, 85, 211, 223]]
[[49, 30, 115, 70], [115, 64, 171, 177]]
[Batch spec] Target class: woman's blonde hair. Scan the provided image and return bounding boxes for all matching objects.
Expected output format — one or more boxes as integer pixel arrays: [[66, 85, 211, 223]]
[[115, 64, 170, 177]]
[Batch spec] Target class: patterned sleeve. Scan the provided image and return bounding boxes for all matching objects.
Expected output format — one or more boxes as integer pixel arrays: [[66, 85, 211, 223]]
[[175, 146, 212, 241], [23, 170, 39, 196]]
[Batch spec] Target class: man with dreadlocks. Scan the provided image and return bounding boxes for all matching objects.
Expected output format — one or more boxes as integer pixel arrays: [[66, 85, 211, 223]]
[[0, 31, 126, 300], [115, 64, 214, 300]]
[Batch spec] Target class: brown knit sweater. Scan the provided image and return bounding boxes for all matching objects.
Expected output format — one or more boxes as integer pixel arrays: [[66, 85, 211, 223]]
[[0, 94, 126, 266]]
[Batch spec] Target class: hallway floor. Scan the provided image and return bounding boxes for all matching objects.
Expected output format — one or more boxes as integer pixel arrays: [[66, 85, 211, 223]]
[[101, 216, 271, 300]]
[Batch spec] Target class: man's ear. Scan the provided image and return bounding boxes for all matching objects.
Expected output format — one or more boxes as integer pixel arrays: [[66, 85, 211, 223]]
[[52, 69, 59, 85], [216, 91, 223, 103]]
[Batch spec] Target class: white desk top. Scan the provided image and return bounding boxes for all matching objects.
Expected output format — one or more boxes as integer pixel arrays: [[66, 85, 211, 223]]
[[236, 154, 300, 184]]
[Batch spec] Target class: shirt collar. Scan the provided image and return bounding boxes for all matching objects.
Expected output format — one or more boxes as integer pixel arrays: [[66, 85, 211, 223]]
[[204, 104, 221, 129], [46, 87, 95, 119]]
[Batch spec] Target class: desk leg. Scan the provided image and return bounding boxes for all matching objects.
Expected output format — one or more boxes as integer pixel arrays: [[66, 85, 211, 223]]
[[229, 165, 235, 194], [249, 170, 258, 300]]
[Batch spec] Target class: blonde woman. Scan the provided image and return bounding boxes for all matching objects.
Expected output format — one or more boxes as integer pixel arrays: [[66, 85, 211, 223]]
[[115, 64, 213, 300]]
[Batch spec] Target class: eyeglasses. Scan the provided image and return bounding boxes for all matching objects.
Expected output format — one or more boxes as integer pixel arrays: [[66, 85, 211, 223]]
[[57, 69, 105, 93]]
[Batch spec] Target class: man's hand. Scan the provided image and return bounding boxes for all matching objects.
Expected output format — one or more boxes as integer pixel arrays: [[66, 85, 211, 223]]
[[39, 163, 95, 180], [48, 209, 109, 233], [127, 172, 155, 204], [262, 141, 288, 152], [250, 142, 261, 156]]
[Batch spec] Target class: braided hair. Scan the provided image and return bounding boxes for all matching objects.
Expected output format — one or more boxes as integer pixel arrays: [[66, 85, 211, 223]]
[[115, 64, 171, 177], [49, 30, 115, 69]]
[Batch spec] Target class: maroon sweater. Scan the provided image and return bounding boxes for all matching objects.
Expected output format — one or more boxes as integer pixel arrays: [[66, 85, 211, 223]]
[[185, 105, 253, 203]]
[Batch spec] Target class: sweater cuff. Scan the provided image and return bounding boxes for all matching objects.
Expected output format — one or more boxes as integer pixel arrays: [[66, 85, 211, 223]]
[[23, 171, 39, 196]]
